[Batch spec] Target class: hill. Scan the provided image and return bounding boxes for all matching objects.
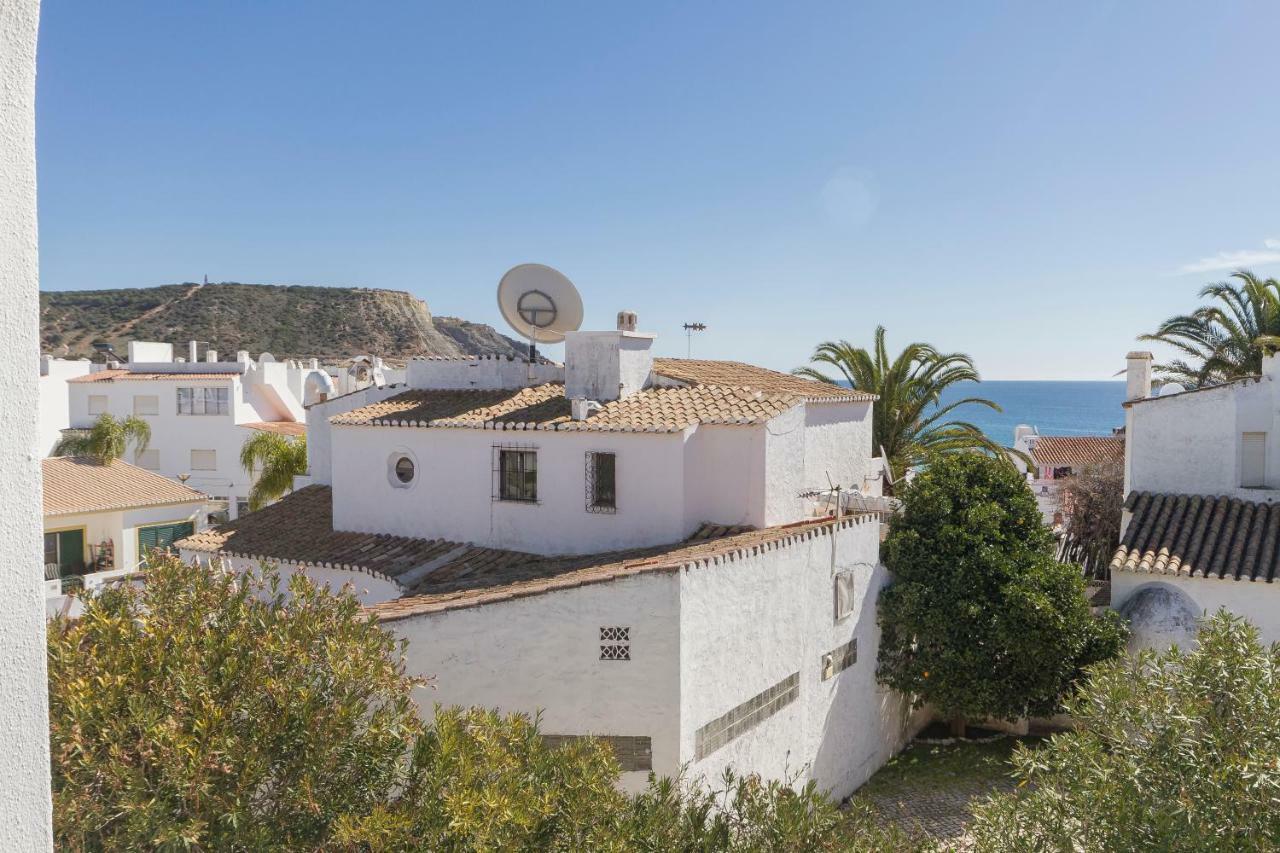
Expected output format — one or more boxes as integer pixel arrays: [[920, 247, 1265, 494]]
[[39, 282, 528, 362]]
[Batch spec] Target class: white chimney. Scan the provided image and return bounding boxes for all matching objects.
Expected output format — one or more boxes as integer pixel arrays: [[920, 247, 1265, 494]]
[[565, 324, 655, 403], [189, 340, 198, 362], [1126, 351, 1153, 401], [205, 350, 218, 363], [617, 310, 637, 332]]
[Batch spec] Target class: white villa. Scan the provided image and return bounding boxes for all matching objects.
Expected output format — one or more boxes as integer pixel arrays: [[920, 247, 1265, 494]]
[[39, 354, 92, 456], [1012, 425, 1125, 525], [1111, 350, 1280, 648], [63, 341, 339, 522], [180, 317, 922, 796], [43, 456, 207, 616]]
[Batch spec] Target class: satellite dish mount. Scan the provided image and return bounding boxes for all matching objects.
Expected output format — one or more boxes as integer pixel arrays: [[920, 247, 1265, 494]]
[[497, 264, 584, 364]]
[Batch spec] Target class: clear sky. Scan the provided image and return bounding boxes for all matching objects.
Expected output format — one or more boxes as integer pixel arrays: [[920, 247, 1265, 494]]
[[34, 2, 1280, 379]]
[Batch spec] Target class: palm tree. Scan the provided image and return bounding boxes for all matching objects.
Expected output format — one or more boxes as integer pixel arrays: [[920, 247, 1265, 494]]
[[794, 327, 1008, 491], [54, 413, 151, 465], [240, 432, 307, 512], [1140, 270, 1280, 386]]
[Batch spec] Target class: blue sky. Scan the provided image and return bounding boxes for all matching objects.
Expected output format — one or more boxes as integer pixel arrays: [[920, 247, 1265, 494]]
[[35, 2, 1280, 379]]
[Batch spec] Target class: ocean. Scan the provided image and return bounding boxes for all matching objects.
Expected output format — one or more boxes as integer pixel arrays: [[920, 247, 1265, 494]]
[[936, 381, 1126, 445]]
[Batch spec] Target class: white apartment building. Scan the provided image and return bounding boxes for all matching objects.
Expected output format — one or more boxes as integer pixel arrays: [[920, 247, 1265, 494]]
[[1111, 351, 1280, 648], [65, 341, 332, 521], [38, 355, 92, 456], [182, 318, 923, 797]]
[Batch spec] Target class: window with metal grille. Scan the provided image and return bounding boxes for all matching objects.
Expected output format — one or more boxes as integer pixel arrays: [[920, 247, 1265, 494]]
[[586, 451, 617, 513], [600, 626, 630, 661], [177, 386, 229, 415], [494, 447, 538, 502]]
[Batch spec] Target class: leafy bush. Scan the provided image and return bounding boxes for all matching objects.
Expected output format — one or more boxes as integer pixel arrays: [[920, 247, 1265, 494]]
[[970, 611, 1280, 851], [51, 556, 917, 851], [877, 453, 1126, 731]]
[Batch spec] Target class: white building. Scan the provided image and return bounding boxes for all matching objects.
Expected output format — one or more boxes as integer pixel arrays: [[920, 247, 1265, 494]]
[[42, 456, 207, 617], [1012, 425, 1124, 525], [64, 341, 331, 521], [182, 321, 922, 797], [1111, 351, 1280, 648], [38, 354, 91, 455]]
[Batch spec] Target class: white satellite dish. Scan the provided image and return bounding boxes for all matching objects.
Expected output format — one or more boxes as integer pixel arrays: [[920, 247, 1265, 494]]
[[497, 264, 584, 351]]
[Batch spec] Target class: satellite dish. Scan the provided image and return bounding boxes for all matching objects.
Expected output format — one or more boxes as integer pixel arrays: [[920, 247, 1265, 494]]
[[497, 263, 584, 345]]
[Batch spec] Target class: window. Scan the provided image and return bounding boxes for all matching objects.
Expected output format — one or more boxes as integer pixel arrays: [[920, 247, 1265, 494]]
[[235, 498, 251, 519], [1242, 432, 1267, 488], [495, 447, 537, 502], [138, 521, 195, 555], [190, 449, 217, 470], [133, 394, 159, 416], [586, 451, 617, 513], [600, 626, 630, 660], [43, 529, 85, 577], [134, 448, 160, 470], [88, 395, 107, 415], [833, 571, 856, 621], [177, 386, 229, 415], [395, 456, 415, 483]]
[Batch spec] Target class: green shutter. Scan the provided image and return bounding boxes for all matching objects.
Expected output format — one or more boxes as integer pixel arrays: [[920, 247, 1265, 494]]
[[57, 529, 85, 575], [138, 522, 195, 555]]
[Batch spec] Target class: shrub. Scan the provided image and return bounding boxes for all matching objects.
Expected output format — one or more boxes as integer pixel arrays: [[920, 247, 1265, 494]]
[[877, 453, 1126, 732], [48, 556, 423, 850], [970, 611, 1280, 851]]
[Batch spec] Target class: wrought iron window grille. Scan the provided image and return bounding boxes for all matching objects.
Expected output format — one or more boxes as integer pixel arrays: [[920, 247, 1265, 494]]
[[585, 451, 617, 513]]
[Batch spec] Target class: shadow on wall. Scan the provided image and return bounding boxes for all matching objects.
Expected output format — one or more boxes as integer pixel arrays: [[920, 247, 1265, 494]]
[[1117, 582, 1200, 653]]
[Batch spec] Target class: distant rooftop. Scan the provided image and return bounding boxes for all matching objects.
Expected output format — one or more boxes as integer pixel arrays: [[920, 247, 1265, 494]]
[[68, 369, 236, 383], [43, 457, 207, 516], [1030, 435, 1124, 467], [652, 358, 877, 401], [241, 421, 306, 436]]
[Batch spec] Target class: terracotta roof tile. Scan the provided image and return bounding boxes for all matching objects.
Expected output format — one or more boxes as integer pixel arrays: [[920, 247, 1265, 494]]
[[1111, 491, 1280, 581], [241, 421, 306, 437], [69, 369, 236, 383], [652, 358, 876, 401], [329, 383, 803, 433], [178, 485, 878, 620], [43, 457, 207, 516], [1030, 436, 1125, 468]]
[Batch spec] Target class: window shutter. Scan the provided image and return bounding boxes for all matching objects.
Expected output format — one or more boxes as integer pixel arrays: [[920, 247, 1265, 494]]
[[1242, 432, 1267, 488]]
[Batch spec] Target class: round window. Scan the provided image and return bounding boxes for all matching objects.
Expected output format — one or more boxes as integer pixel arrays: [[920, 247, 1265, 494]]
[[394, 456, 415, 484]]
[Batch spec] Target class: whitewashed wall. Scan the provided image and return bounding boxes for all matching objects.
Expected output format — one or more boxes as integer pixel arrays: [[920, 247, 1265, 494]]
[[0, 0, 54, 842], [1126, 375, 1280, 502], [331, 425, 688, 555], [305, 383, 409, 485], [386, 572, 682, 793], [38, 357, 91, 455], [183, 552, 405, 606], [678, 517, 914, 800], [1112, 572, 1280, 645], [764, 405, 807, 525], [682, 423, 767, 529], [803, 401, 874, 496]]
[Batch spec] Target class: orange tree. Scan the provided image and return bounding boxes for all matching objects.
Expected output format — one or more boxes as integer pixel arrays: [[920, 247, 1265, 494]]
[[876, 453, 1125, 735]]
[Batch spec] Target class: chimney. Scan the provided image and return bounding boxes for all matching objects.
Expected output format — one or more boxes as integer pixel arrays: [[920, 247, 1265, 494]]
[[205, 350, 218, 363], [189, 340, 198, 362], [1126, 351, 1153, 401], [565, 316, 655, 403], [616, 310, 637, 332]]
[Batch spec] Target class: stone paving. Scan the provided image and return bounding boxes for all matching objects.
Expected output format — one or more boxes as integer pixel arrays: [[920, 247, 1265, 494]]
[[862, 770, 1018, 844]]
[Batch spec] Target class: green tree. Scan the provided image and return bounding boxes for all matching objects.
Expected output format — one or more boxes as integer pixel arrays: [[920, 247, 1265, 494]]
[[876, 454, 1125, 736], [1140, 269, 1280, 386], [52, 412, 151, 464], [970, 611, 1280, 852], [794, 327, 1008, 489], [49, 556, 423, 850], [240, 431, 308, 511]]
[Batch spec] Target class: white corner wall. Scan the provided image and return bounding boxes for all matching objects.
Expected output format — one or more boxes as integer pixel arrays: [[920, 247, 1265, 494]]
[[678, 517, 915, 800], [386, 572, 683, 793], [1112, 572, 1280, 645], [38, 358, 91, 455], [0, 0, 54, 844]]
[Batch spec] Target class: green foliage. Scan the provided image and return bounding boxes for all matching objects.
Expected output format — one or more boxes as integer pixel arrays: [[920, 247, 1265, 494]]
[[877, 454, 1126, 724], [240, 431, 308, 511], [794, 327, 1011, 489], [49, 556, 424, 850], [50, 557, 920, 851], [1141, 269, 1280, 386], [970, 611, 1280, 851], [53, 412, 151, 464]]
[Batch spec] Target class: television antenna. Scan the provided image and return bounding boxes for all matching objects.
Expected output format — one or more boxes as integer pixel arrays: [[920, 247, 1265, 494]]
[[497, 263, 584, 363], [682, 322, 706, 358]]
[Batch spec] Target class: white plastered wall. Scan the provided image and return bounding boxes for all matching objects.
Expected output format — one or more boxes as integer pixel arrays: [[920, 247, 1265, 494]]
[[330, 425, 688, 555], [1112, 572, 1280, 645], [38, 357, 91, 455], [305, 383, 409, 485], [0, 0, 54, 842], [385, 572, 682, 793], [182, 552, 405, 607], [682, 423, 768, 530], [678, 517, 917, 800], [803, 401, 874, 495]]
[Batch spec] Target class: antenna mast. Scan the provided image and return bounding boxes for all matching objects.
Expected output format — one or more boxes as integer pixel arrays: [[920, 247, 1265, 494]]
[[682, 322, 706, 358]]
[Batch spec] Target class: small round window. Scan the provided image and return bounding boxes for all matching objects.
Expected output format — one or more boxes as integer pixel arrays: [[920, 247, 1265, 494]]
[[394, 456, 415, 484]]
